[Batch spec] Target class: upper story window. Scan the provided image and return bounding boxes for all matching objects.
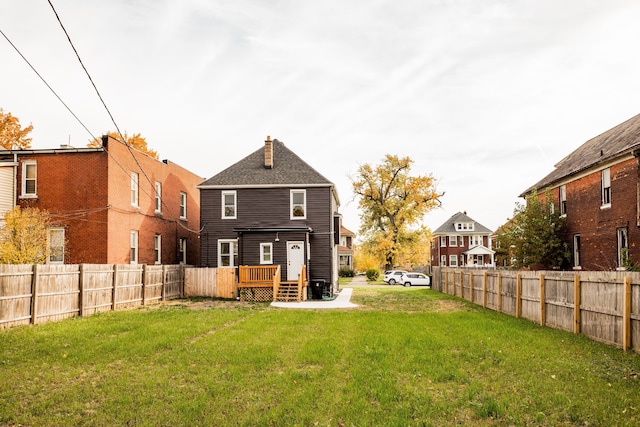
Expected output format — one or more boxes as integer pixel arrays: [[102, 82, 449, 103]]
[[470, 235, 483, 247], [260, 242, 273, 264], [222, 190, 237, 219], [21, 161, 37, 197], [130, 230, 139, 264], [291, 189, 306, 219], [440, 236, 447, 247], [601, 168, 611, 208], [560, 185, 567, 216], [449, 235, 458, 246], [455, 222, 474, 231], [155, 181, 162, 213], [180, 192, 187, 219], [131, 172, 139, 207], [48, 227, 65, 263]]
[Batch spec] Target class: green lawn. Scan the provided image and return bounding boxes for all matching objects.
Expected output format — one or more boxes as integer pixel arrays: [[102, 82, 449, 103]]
[[1, 287, 639, 426]]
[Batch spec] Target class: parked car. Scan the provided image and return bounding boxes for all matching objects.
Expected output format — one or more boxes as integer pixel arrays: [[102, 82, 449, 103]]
[[399, 272, 431, 287], [383, 270, 407, 285]]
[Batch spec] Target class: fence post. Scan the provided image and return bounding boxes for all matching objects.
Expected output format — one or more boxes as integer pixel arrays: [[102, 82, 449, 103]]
[[623, 276, 631, 351], [112, 264, 119, 311], [459, 271, 463, 298], [142, 264, 148, 305], [469, 271, 474, 303], [482, 271, 487, 308], [445, 270, 449, 294], [497, 272, 502, 313], [573, 275, 581, 334], [539, 273, 546, 326], [30, 264, 40, 325], [516, 273, 522, 318], [79, 264, 85, 317], [162, 265, 168, 301]]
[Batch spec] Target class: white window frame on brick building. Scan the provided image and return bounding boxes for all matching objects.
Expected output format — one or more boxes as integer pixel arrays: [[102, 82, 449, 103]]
[[180, 191, 187, 219], [131, 172, 139, 207], [155, 181, 162, 213], [130, 230, 139, 264], [154, 234, 162, 264], [47, 227, 65, 264], [601, 168, 611, 208], [21, 161, 37, 198]]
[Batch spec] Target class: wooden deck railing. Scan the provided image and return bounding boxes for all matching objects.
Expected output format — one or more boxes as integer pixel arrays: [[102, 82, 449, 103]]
[[238, 265, 279, 287], [273, 265, 281, 299]]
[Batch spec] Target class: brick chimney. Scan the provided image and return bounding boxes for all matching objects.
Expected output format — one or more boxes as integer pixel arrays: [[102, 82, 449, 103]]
[[264, 136, 273, 169]]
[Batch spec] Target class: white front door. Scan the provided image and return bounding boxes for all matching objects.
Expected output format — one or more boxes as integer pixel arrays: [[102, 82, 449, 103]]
[[287, 241, 305, 281]]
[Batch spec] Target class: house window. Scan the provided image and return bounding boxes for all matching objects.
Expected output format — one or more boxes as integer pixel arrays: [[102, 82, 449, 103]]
[[617, 228, 629, 269], [260, 243, 273, 264], [601, 168, 611, 208], [131, 172, 139, 207], [449, 235, 458, 246], [573, 234, 581, 269], [460, 254, 465, 266], [218, 239, 238, 267], [178, 238, 187, 264], [440, 255, 447, 266], [560, 185, 567, 216], [222, 191, 237, 219], [470, 235, 482, 247], [155, 182, 162, 213], [180, 192, 187, 219], [440, 236, 447, 247], [154, 234, 161, 264], [48, 228, 64, 263], [449, 255, 457, 267], [130, 230, 139, 264], [22, 161, 37, 197], [291, 190, 306, 219]]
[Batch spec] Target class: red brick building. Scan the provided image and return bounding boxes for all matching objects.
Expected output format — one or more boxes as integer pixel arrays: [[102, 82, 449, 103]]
[[431, 212, 494, 267], [523, 113, 640, 270], [0, 135, 202, 265]]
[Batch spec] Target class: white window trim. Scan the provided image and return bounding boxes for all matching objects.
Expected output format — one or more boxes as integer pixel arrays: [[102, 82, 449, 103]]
[[440, 255, 446, 266], [440, 236, 447, 247], [179, 238, 187, 264], [260, 242, 273, 265], [218, 239, 238, 268], [449, 255, 458, 267], [131, 172, 139, 207], [449, 235, 458, 247], [180, 192, 187, 219], [21, 161, 37, 198], [130, 230, 139, 264], [222, 190, 237, 219], [47, 227, 65, 264], [154, 234, 162, 265], [560, 185, 567, 217], [155, 181, 162, 213], [290, 189, 306, 220]]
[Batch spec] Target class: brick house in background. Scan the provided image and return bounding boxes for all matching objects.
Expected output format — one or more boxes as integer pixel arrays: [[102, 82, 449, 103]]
[[522, 113, 640, 270], [338, 225, 355, 271], [0, 135, 202, 265], [431, 211, 494, 267]]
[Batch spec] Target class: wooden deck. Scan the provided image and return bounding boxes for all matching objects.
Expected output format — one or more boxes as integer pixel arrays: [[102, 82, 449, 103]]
[[237, 265, 307, 302]]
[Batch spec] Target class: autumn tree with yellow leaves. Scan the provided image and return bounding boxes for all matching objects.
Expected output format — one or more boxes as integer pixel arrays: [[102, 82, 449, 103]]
[[352, 155, 442, 270], [0, 108, 33, 150], [0, 207, 52, 264], [88, 131, 158, 159]]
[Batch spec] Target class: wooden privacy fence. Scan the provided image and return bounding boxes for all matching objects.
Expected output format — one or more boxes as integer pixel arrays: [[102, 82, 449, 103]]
[[184, 267, 236, 299], [433, 267, 640, 352], [0, 264, 185, 329]]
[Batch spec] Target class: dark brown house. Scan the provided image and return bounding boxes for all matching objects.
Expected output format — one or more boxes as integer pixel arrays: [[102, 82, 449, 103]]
[[522, 113, 640, 270], [198, 137, 341, 295]]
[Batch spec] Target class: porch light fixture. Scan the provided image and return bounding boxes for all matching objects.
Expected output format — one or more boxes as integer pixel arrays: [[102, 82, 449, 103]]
[[274, 232, 280, 242]]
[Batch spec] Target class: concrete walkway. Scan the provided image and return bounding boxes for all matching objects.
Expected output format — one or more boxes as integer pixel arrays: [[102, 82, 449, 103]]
[[270, 287, 358, 309]]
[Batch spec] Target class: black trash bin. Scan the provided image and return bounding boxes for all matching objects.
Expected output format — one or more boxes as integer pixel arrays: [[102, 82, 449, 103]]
[[310, 279, 325, 300]]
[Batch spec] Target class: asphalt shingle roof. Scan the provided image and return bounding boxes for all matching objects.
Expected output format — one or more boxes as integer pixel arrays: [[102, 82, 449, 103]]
[[433, 211, 492, 234], [199, 139, 334, 187], [522, 113, 640, 195]]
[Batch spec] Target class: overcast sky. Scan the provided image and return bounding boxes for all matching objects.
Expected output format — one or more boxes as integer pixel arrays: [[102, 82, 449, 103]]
[[2, 0, 640, 236]]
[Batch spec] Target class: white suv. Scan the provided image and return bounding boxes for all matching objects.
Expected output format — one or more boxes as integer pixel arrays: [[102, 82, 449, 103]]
[[383, 270, 407, 285], [399, 272, 431, 287]]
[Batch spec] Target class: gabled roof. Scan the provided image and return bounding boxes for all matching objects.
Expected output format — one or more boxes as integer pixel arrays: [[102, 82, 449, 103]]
[[432, 211, 492, 235], [522, 113, 640, 196], [464, 245, 495, 256], [340, 225, 355, 237], [199, 139, 334, 188]]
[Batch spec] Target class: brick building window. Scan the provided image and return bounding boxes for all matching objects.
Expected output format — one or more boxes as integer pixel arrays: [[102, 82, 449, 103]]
[[449, 255, 457, 267], [154, 234, 161, 264], [449, 235, 458, 246], [179, 238, 187, 264], [617, 228, 629, 269], [601, 168, 611, 208], [180, 192, 187, 219], [131, 172, 139, 207], [440, 236, 447, 247], [22, 161, 37, 197], [440, 255, 446, 265], [560, 185, 567, 216], [155, 182, 162, 213], [48, 228, 65, 263], [130, 230, 139, 264], [573, 234, 581, 269]]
